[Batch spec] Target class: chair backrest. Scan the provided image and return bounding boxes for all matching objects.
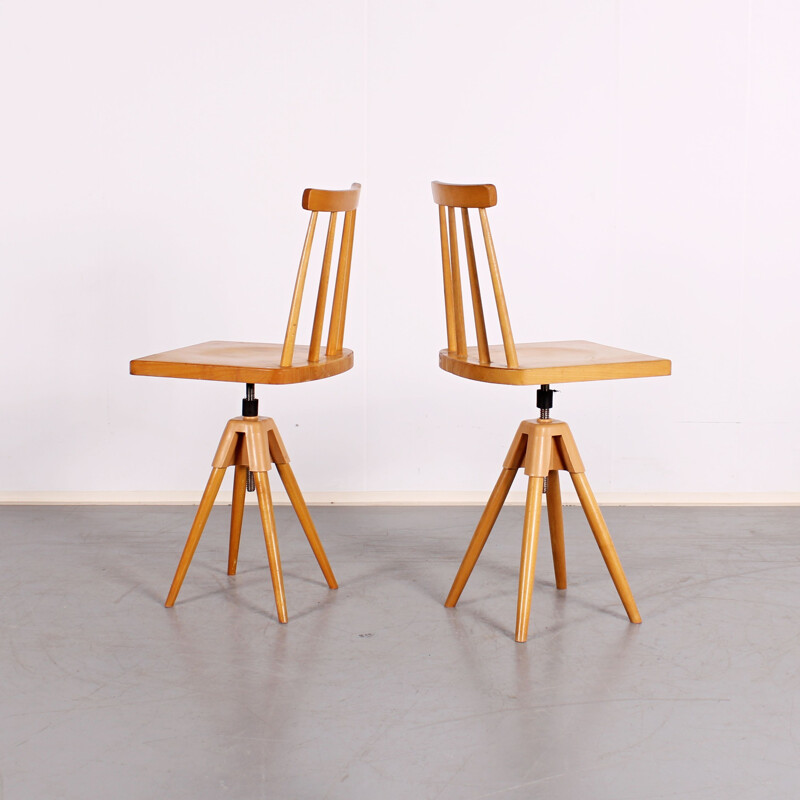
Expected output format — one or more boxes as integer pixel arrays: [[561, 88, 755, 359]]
[[280, 183, 361, 367], [431, 181, 518, 368]]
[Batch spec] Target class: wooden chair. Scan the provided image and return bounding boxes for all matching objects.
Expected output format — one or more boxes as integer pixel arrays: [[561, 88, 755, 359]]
[[130, 183, 360, 622], [432, 181, 671, 643]]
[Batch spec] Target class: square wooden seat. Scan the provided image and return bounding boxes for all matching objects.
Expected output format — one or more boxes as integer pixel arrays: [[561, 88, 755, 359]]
[[439, 339, 670, 386], [131, 341, 354, 385]]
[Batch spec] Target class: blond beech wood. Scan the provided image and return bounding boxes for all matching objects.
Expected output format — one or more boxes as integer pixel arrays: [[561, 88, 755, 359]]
[[438, 205, 458, 352], [253, 470, 288, 623], [570, 472, 641, 624], [445, 416, 641, 641], [440, 340, 671, 386], [165, 467, 226, 607], [326, 209, 357, 356], [131, 183, 360, 383], [478, 208, 519, 368], [447, 206, 468, 357], [228, 464, 247, 575], [546, 470, 567, 590], [431, 181, 497, 208], [515, 476, 543, 643], [444, 466, 518, 608], [461, 208, 490, 364], [275, 462, 338, 589], [303, 183, 360, 212], [162, 414, 337, 617], [131, 341, 353, 385], [281, 211, 318, 367], [308, 212, 338, 362]]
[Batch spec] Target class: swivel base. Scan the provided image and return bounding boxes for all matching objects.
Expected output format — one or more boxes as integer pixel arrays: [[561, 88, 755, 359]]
[[164, 414, 337, 622], [445, 417, 641, 643]]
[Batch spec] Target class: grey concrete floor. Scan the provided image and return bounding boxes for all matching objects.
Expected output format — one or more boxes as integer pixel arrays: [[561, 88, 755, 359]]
[[1, 504, 799, 799]]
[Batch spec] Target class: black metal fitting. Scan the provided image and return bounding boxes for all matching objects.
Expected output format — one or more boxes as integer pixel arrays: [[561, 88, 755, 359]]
[[536, 384, 555, 412], [242, 383, 258, 417]]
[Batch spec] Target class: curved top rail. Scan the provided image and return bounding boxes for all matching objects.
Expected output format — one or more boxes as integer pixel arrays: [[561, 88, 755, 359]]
[[431, 181, 497, 208], [302, 183, 361, 212]]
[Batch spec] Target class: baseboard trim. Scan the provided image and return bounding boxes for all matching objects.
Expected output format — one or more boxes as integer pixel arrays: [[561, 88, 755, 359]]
[[0, 491, 799, 506]]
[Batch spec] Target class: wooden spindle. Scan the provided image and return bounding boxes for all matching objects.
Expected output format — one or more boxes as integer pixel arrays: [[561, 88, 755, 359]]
[[479, 208, 518, 368], [308, 212, 337, 362], [280, 211, 318, 368], [461, 207, 490, 364], [438, 205, 457, 353], [447, 206, 468, 359], [326, 209, 356, 356]]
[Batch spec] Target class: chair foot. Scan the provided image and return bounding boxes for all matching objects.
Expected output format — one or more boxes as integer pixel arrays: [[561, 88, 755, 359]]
[[275, 462, 338, 589], [253, 470, 288, 623], [570, 472, 641, 623], [546, 470, 567, 590], [515, 476, 544, 643], [165, 467, 226, 607], [228, 465, 248, 575], [445, 466, 518, 608]]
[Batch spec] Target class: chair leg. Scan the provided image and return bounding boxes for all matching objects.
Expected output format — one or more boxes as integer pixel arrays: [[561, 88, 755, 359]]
[[228, 465, 248, 575], [570, 471, 641, 624], [546, 470, 567, 590], [515, 476, 544, 643], [165, 467, 226, 607], [445, 466, 518, 608], [275, 462, 338, 589], [252, 470, 288, 624]]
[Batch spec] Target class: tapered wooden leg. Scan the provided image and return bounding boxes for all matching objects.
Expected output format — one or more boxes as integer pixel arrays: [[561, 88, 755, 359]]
[[445, 466, 518, 608], [253, 471, 288, 623], [515, 476, 544, 643], [546, 470, 567, 590], [165, 467, 226, 607], [228, 465, 248, 575], [570, 471, 641, 623], [275, 462, 337, 589]]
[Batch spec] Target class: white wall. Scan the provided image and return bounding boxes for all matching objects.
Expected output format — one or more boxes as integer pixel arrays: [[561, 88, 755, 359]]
[[1, 1, 798, 499]]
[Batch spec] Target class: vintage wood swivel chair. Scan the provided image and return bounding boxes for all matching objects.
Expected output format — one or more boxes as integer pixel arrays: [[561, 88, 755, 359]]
[[130, 183, 360, 622], [432, 181, 670, 642]]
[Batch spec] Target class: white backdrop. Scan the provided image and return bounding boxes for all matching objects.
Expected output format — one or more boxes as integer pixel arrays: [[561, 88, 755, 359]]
[[1, 0, 798, 500]]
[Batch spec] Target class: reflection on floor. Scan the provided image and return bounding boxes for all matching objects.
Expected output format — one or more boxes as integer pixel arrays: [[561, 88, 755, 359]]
[[1, 505, 798, 799]]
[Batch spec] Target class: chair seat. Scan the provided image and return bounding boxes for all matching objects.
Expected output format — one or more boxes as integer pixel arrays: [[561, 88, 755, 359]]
[[439, 340, 670, 386], [130, 340, 354, 385]]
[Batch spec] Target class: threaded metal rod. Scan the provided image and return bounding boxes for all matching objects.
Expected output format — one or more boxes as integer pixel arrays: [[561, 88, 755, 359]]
[[246, 470, 255, 492]]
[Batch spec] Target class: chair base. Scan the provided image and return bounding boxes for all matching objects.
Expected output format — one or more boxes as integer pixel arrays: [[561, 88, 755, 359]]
[[444, 418, 641, 643], [164, 415, 338, 622]]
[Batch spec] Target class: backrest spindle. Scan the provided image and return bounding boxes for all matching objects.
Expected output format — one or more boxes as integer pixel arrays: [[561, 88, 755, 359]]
[[280, 183, 361, 368], [431, 181, 519, 368]]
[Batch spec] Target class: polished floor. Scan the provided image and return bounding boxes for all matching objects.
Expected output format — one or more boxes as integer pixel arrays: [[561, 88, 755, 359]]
[[1, 504, 799, 799]]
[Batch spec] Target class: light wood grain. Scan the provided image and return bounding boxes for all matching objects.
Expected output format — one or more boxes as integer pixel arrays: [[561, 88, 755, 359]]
[[462, 208, 490, 364], [440, 340, 671, 386], [228, 464, 247, 575], [570, 472, 641, 624], [281, 211, 319, 367], [444, 466, 518, 608], [165, 467, 226, 607], [131, 341, 353, 385], [431, 181, 497, 208], [438, 205, 458, 352], [447, 206, 468, 358], [546, 470, 567, 590], [515, 475, 543, 643], [275, 462, 338, 589], [303, 183, 360, 212], [254, 470, 288, 624], [308, 211, 338, 362], [445, 416, 642, 640]]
